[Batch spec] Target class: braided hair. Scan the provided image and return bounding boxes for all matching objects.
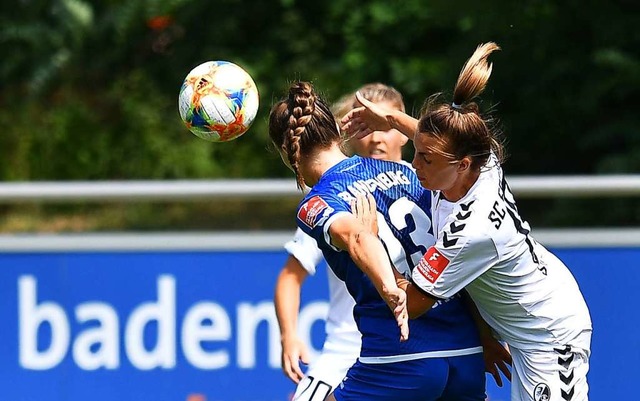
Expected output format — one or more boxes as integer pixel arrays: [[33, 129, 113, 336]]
[[269, 81, 340, 189]]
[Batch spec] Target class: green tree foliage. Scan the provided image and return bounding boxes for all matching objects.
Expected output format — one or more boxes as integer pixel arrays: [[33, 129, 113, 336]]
[[0, 0, 638, 226]]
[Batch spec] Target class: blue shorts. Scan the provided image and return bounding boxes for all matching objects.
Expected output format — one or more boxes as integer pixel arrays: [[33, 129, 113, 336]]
[[332, 353, 486, 401]]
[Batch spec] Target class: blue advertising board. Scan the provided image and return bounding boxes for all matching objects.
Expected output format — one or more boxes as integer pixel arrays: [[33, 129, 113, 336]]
[[0, 242, 638, 400]]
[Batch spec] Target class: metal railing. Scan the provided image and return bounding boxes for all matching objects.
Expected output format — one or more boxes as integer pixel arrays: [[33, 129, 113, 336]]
[[1, 228, 640, 251], [1, 175, 640, 202], [1, 176, 639, 250]]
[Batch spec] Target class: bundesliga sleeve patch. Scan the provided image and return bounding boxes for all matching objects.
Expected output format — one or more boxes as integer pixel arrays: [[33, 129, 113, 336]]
[[416, 247, 450, 283], [298, 196, 330, 228]]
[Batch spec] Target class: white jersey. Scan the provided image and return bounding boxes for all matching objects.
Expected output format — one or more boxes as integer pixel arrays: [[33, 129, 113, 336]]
[[284, 228, 361, 354], [411, 157, 592, 351]]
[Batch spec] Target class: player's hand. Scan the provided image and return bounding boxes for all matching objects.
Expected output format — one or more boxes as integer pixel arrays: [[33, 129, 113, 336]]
[[280, 336, 310, 384], [341, 91, 393, 139], [383, 286, 409, 342], [481, 335, 512, 387], [351, 192, 378, 236]]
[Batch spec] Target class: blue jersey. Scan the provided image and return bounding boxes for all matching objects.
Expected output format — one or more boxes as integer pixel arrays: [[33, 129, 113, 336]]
[[296, 156, 481, 359]]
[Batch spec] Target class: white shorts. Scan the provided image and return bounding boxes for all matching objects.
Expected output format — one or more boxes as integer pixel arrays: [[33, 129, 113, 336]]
[[292, 346, 359, 401], [510, 338, 591, 401]]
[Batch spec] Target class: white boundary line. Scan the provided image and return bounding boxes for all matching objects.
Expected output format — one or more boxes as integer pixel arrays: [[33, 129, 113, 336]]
[[0, 229, 639, 252]]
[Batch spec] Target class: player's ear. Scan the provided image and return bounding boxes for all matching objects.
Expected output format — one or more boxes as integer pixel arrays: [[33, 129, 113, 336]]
[[457, 156, 471, 172], [278, 147, 293, 171], [400, 135, 409, 146]]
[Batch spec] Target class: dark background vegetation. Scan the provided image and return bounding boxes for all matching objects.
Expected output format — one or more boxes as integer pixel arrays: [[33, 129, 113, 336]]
[[0, 0, 638, 231]]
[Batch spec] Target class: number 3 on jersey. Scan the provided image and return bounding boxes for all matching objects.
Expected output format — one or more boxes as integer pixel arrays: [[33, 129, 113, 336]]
[[376, 197, 434, 275]]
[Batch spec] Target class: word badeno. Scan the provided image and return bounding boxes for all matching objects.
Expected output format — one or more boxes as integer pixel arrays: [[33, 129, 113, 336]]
[[18, 275, 328, 370]]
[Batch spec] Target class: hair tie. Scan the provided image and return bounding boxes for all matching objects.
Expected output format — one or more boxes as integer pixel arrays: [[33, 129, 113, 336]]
[[451, 102, 463, 110]]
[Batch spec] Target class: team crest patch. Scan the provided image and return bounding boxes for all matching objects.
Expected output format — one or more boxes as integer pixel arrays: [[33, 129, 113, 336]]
[[298, 196, 330, 228], [533, 383, 551, 401], [416, 247, 450, 283]]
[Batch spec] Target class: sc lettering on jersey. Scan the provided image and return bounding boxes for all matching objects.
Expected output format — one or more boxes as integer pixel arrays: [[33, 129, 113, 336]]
[[416, 247, 450, 283]]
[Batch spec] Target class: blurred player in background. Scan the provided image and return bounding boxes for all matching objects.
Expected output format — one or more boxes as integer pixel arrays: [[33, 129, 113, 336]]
[[343, 42, 592, 401], [273, 84, 409, 400], [269, 81, 510, 401]]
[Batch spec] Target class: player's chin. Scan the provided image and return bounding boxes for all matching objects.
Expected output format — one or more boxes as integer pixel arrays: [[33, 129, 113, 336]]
[[417, 176, 433, 190]]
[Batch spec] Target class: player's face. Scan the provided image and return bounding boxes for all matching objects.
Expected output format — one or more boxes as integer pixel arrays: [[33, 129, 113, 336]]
[[347, 101, 407, 162], [411, 132, 460, 191]]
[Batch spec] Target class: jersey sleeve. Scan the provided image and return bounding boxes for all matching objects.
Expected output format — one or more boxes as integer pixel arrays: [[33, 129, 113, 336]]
[[411, 230, 499, 299], [283, 228, 324, 275], [296, 193, 351, 253]]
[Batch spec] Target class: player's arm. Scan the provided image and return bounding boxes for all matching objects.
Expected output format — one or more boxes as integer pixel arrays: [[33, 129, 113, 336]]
[[394, 275, 438, 318], [341, 91, 419, 140], [328, 214, 409, 341], [274, 255, 310, 383], [350, 192, 435, 319]]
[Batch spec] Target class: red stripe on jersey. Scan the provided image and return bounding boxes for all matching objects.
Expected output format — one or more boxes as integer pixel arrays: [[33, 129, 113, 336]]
[[416, 247, 450, 283], [297, 196, 329, 228]]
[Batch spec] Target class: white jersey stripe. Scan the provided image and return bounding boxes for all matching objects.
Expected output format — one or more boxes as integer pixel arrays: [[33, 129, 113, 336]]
[[358, 346, 483, 364]]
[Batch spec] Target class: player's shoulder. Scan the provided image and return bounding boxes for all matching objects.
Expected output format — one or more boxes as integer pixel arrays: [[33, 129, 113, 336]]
[[358, 157, 420, 189], [439, 211, 493, 249], [435, 189, 499, 246], [296, 178, 353, 234], [362, 157, 415, 173], [439, 187, 493, 221]]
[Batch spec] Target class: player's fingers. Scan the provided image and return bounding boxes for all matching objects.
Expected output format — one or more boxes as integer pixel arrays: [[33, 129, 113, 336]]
[[395, 293, 407, 313], [340, 109, 353, 124], [358, 192, 367, 215], [299, 345, 311, 365], [341, 107, 362, 124], [287, 354, 304, 383], [399, 317, 409, 342], [497, 360, 512, 382], [353, 193, 364, 221], [354, 91, 374, 109], [366, 192, 376, 213], [282, 356, 297, 382], [341, 120, 353, 133], [354, 125, 373, 139], [365, 193, 379, 234], [489, 365, 503, 387], [393, 298, 409, 341], [291, 363, 304, 383]]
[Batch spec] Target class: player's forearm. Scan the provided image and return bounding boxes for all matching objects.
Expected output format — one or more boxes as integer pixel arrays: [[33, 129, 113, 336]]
[[274, 273, 302, 340], [387, 110, 418, 141], [405, 284, 437, 318], [349, 231, 399, 297]]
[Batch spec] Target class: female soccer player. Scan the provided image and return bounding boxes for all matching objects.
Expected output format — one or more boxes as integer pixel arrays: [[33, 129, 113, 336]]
[[273, 84, 410, 400], [342, 42, 592, 401], [269, 80, 507, 401]]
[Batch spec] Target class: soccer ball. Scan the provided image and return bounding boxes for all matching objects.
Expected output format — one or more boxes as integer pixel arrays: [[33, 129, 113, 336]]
[[178, 60, 259, 142]]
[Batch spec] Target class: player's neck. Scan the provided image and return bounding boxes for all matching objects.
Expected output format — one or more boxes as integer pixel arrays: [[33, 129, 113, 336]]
[[301, 144, 348, 187]]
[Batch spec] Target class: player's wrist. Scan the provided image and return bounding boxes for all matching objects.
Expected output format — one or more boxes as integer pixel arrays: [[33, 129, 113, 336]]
[[385, 109, 400, 130], [280, 333, 299, 344], [387, 110, 417, 140]]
